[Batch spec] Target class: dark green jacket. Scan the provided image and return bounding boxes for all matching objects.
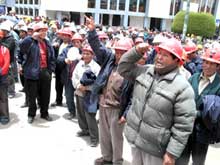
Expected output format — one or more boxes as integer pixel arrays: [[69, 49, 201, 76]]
[[189, 72, 220, 144]]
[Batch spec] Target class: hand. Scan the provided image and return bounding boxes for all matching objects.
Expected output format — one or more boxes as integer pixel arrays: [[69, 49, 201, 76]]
[[78, 85, 88, 92], [65, 58, 72, 64], [84, 15, 95, 31], [135, 43, 150, 55], [163, 152, 175, 165], [118, 116, 126, 124]]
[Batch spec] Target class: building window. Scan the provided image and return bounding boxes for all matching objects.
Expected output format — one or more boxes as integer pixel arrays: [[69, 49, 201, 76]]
[[24, 0, 27, 4], [19, 0, 23, 4], [34, 0, 39, 5], [110, 0, 117, 10], [169, 0, 181, 16], [35, 9, 39, 16], [88, 0, 95, 8], [20, 8, 23, 14], [101, 0, 108, 9], [138, 0, 146, 12], [15, 0, 19, 4], [119, 0, 125, 10], [29, 8, 33, 16], [15, 7, 19, 14], [29, 0, 33, 4], [211, 0, 218, 15], [129, 0, 137, 12], [24, 8, 28, 15]]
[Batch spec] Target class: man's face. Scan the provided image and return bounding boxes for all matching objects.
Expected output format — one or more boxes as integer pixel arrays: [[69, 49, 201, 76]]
[[38, 29, 47, 39], [115, 49, 127, 64], [202, 60, 217, 77], [155, 49, 178, 70], [73, 40, 82, 49], [82, 50, 93, 64]]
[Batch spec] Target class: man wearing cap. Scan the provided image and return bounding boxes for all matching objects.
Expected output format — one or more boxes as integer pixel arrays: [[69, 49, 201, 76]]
[[19, 22, 55, 124], [176, 48, 220, 165], [56, 29, 80, 120], [183, 41, 203, 75], [118, 38, 196, 165], [72, 45, 100, 147], [51, 27, 72, 107], [85, 16, 133, 165]]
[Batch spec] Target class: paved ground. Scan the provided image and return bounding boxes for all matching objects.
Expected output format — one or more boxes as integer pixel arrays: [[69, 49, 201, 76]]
[[0, 79, 219, 165]]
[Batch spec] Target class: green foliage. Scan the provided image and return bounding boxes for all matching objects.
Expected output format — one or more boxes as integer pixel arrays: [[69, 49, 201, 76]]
[[171, 11, 216, 37]]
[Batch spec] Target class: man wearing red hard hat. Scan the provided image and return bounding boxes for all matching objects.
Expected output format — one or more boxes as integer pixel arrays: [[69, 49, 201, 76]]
[[118, 38, 196, 165], [176, 48, 220, 165], [19, 22, 55, 124]]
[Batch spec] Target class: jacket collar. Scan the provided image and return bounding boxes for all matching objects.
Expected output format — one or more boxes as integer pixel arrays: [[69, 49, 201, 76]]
[[148, 66, 179, 81]]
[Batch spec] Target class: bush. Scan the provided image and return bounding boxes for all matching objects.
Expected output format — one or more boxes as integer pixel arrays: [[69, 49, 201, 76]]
[[172, 11, 216, 37]]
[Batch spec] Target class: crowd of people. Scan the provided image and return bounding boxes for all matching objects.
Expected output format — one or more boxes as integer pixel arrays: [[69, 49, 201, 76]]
[[0, 11, 220, 165]]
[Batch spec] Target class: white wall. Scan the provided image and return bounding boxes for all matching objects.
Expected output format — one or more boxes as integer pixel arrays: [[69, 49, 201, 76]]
[[182, 2, 199, 12], [129, 16, 144, 28], [41, 0, 88, 12], [148, 0, 171, 19]]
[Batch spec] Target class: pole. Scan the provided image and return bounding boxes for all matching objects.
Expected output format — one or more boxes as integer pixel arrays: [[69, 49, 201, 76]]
[[182, 0, 190, 42]]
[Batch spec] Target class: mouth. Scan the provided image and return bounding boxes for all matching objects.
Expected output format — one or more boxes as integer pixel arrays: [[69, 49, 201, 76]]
[[155, 62, 164, 68]]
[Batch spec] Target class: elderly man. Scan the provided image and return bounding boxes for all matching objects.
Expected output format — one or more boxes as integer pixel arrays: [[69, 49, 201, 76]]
[[118, 38, 196, 165], [176, 48, 220, 165]]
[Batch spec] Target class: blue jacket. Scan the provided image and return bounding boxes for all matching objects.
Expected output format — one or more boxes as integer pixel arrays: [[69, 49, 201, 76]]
[[87, 30, 132, 112], [80, 70, 98, 113], [19, 36, 55, 80], [202, 95, 220, 144], [184, 56, 203, 75], [87, 30, 116, 94]]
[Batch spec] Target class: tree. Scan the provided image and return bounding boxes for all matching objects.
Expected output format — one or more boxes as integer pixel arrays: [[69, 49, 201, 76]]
[[172, 11, 216, 37]]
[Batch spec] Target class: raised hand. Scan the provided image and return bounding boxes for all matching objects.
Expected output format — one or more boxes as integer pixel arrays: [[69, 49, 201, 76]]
[[84, 15, 95, 31]]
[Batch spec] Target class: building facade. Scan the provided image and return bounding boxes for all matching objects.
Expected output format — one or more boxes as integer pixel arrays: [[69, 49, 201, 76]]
[[5, 0, 220, 31]]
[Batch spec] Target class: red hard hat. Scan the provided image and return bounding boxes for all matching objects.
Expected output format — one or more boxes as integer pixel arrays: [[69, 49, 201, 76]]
[[201, 48, 220, 64], [98, 31, 108, 39], [114, 38, 133, 51], [57, 27, 72, 38], [33, 22, 48, 32], [158, 38, 184, 63], [82, 45, 94, 54], [72, 33, 83, 41], [183, 42, 198, 54]]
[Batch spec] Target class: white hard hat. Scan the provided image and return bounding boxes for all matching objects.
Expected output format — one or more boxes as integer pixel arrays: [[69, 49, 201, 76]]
[[20, 26, 28, 32], [0, 21, 12, 31], [67, 47, 81, 61]]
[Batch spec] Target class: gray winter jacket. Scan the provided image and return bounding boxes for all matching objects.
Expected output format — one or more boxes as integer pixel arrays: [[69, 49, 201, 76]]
[[118, 47, 196, 158]]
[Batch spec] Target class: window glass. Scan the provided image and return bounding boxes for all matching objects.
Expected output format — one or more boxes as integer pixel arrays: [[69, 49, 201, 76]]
[[88, 0, 96, 8], [101, 0, 108, 9], [110, 0, 117, 10], [129, 0, 137, 12], [139, 0, 146, 12], [119, 0, 125, 10]]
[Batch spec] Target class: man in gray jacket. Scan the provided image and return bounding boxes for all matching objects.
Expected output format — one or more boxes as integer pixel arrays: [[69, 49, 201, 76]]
[[118, 38, 196, 165]]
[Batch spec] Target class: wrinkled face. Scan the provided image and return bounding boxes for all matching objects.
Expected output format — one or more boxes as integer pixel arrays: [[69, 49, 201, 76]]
[[82, 50, 93, 64], [155, 49, 178, 70], [202, 60, 218, 77], [115, 49, 127, 64], [72, 40, 82, 49], [38, 28, 47, 39]]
